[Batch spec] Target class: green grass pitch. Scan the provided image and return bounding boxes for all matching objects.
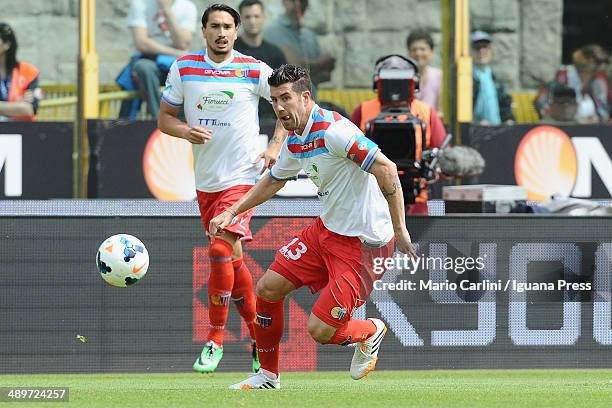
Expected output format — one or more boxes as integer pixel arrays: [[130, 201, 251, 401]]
[[0, 370, 610, 407]]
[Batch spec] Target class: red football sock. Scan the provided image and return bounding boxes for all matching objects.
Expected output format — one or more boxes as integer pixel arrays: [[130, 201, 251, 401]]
[[254, 296, 285, 376], [326, 319, 377, 345], [206, 239, 234, 346], [231, 258, 257, 340]]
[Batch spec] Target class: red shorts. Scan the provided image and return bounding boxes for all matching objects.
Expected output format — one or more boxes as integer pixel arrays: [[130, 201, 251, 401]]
[[269, 217, 394, 328], [196, 185, 255, 241]]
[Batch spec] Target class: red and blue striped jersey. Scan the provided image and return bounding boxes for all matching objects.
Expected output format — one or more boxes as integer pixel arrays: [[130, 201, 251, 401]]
[[271, 105, 393, 245], [161, 49, 273, 192]]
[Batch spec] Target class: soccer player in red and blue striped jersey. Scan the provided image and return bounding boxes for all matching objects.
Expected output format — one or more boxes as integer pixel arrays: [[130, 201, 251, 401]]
[[210, 65, 417, 389], [158, 3, 287, 374]]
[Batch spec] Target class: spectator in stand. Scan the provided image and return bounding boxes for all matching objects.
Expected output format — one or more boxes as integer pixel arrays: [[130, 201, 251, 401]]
[[119, 0, 197, 118], [539, 84, 578, 125], [235, 0, 286, 120], [535, 44, 609, 124], [235, 0, 286, 69], [471, 31, 514, 125], [0, 22, 42, 121], [263, 0, 335, 97], [407, 29, 442, 113]]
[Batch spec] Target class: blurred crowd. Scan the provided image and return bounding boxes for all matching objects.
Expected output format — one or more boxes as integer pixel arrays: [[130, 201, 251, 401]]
[[118, 0, 335, 118], [535, 44, 610, 124], [0, 0, 611, 126]]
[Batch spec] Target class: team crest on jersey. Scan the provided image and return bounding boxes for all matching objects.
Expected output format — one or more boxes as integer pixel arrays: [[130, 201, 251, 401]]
[[234, 68, 249, 78], [331, 306, 347, 320], [348, 135, 375, 167], [196, 90, 234, 112]]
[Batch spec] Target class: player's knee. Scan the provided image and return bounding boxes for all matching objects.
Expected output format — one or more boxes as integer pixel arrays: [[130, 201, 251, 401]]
[[307, 318, 333, 344], [255, 270, 294, 301], [208, 239, 233, 260], [307, 313, 337, 344], [255, 276, 283, 301], [255, 278, 275, 300]]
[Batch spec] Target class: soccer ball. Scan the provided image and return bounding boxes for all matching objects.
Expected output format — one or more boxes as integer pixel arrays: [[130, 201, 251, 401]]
[[96, 234, 149, 287]]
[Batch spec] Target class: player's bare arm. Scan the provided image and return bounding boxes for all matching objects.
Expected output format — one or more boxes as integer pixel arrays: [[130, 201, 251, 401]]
[[157, 0, 193, 50], [209, 174, 287, 236], [255, 119, 288, 174], [158, 101, 212, 144], [368, 153, 417, 258]]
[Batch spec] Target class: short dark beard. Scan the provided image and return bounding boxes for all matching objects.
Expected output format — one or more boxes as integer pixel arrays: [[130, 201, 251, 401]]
[[208, 46, 231, 60]]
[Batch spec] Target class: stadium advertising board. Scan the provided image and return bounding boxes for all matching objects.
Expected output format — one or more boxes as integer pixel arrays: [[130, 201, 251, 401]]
[[1, 215, 611, 373], [464, 124, 612, 200], [8, 121, 611, 201], [87, 120, 156, 199], [88, 119, 316, 199], [0, 122, 72, 199]]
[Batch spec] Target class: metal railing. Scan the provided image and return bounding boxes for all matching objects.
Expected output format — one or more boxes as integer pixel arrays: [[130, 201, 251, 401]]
[[37, 85, 540, 123], [38, 85, 149, 121]]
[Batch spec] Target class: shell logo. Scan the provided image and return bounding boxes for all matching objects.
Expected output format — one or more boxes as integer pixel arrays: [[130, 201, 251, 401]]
[[143, 129, 196, 200], [514, 126, 577, 201]]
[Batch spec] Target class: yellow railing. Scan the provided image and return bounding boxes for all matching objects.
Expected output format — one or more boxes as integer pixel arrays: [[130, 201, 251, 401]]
[[318, 89, 539, 124], [37, 95, 78, 121], [318, 88, 376, 116], [510, 91, 539, 124], [98, 90, 145, 119], [41, 84, 119, 99], [38, 85, 147, 121], [37, 85, 540, 124]]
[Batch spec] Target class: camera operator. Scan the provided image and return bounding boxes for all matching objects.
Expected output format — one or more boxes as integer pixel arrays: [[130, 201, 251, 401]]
[[350, 55, 446, 215]]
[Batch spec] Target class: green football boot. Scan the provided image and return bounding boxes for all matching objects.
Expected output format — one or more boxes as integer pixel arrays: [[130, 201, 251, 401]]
[[251, 341, 261, 373], [193, 341, 223, 373]]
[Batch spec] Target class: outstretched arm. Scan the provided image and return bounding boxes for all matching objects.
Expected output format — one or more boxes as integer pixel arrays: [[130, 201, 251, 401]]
[[209, 174, 288, 236], [368, 153, 417, 258], [255, 119, 288, 174], [322, 119, 416, 257]]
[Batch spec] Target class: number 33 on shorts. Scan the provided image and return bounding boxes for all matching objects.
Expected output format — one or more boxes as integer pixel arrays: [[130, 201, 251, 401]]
[[279, 237, 307, 260]]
